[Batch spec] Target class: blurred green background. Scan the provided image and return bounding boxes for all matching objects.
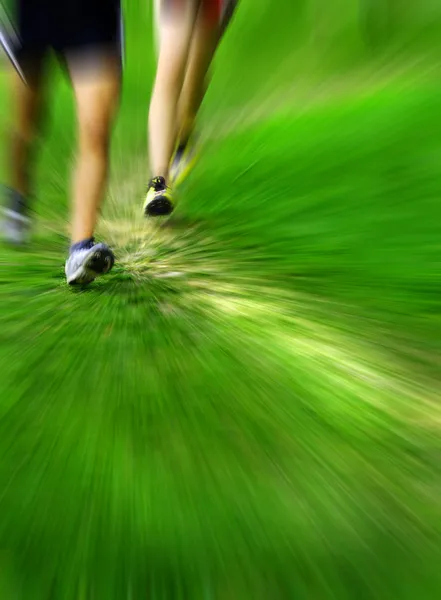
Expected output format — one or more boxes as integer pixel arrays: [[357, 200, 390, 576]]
[[1, 0, 441, 598]]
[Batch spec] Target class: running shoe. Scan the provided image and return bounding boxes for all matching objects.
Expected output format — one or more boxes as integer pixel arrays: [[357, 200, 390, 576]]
[[2, 188, 31, 245], [65, 239, 115, 285], [144, 176, 174, 217]]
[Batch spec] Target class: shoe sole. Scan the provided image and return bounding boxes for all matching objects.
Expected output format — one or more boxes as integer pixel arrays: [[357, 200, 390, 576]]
[[67, 247, 114, 286], [144, 196, 174, 217]]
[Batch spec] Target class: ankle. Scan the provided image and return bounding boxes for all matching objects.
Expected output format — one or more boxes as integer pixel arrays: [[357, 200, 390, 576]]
[[178, 118, 195, 144], [70, 237, 95, 253]]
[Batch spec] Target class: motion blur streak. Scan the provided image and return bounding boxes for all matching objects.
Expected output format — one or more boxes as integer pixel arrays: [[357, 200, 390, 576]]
[[1, 0, 441, 598]]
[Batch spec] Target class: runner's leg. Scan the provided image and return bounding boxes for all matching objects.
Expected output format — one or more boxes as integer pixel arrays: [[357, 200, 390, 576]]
[[1, 0, 49, 243], [68, 51, 120, 243], [62, 0, 122, 283], [148, 0, 201, 181], [177, 0, 238, 144], [176, 3, 219, 147]]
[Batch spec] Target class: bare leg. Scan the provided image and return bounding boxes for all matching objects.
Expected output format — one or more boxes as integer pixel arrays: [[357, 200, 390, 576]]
[[177, 0, 238, 144], [68, 54, 120, 243], [176, 6, 220, 145], [148, 0, 201, 182], [2, 59, 47, 244], [9, 63, 45, 198]]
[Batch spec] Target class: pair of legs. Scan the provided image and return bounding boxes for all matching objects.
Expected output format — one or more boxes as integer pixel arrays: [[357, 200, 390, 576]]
[[144, 0, 237, 215], [10, 51, 120, 244], [1, 0, 123, 283], [149, 0, 221, 180]]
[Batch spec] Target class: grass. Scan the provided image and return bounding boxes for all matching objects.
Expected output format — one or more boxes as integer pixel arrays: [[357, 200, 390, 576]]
[[1, 1, 441, 598]]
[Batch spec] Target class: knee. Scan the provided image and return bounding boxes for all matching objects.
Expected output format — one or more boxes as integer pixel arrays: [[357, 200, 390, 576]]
[[78, 115, 113, 151]]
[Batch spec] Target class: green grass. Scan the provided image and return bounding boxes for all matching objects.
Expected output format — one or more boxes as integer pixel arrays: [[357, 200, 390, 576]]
[[1, 1, 441, 598]]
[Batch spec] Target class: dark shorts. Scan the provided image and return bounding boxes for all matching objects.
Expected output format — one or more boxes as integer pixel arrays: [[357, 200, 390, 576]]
[[1, 0, 123, 80]]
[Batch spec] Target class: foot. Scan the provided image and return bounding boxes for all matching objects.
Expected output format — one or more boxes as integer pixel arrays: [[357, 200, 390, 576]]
[[170, 136, 199, 187], [65, 239, 115, 285], [2, 188, 31, 245], [144, 176, 174, 217]]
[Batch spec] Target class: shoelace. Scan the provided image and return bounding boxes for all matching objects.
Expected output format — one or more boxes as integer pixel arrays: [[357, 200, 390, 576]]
[[149, 176, 167, 192]]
